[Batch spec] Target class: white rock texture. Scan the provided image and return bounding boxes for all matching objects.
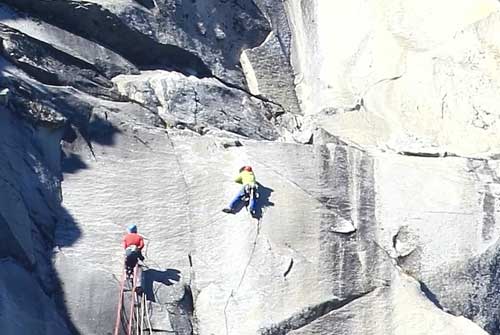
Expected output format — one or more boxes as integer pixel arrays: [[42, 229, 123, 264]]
[[285, 0, 500, 157], [2, 1, 500, 335]]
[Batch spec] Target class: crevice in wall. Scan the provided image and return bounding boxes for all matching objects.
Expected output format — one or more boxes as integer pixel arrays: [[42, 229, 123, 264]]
[[259, 288, 378, 335], [162, 132, 197, 333], [213, 75, 286, 116], [2, 0, 213, 79], [224, 219, 262, 335], [283, 258, 294, 278]]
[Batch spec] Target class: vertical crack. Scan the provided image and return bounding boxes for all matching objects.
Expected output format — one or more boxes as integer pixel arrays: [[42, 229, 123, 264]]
[[224, 218, 262, 335], [283, 258, 294, 278], [163, 131, 196, 332], [193, 89, 200, 127]]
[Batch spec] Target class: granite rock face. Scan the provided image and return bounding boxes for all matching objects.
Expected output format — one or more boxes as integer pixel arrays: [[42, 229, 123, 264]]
[[113, 70, 283, 140], [284, 0, 500, 156], [243, 0, 301, 115], [0, 106, 74, 335], [1, 0, 270, 87], [1, 1, 500, 335]]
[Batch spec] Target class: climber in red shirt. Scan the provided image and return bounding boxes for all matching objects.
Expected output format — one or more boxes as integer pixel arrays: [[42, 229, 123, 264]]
[[123, 224, 145, 276]]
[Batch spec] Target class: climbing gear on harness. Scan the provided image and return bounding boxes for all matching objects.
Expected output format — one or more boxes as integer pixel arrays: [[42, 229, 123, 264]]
[[126, 245, 138, 255]]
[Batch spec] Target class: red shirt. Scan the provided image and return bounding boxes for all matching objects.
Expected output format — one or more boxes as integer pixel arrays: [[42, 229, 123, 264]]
[[123, 233, 144, 250]]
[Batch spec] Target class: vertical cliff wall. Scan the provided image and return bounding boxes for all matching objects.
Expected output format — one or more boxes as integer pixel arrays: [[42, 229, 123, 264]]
[[0, 103, 74, 334], [285, 0, 500, 156]]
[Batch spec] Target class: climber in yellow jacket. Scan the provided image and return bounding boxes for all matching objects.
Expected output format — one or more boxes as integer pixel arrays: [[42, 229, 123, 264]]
[[223, 166, 258, 215]]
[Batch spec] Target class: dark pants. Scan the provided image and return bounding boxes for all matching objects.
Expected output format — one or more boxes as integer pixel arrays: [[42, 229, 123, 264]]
[[125, 248, 144, 275], [229, 185, 257, 212]]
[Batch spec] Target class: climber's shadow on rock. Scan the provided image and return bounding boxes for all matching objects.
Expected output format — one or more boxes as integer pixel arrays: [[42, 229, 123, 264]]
[[87, 113, 122, 146], [252, 182, 274, 219], [232, 182, 274, 219], [142, 268, 181, 302]]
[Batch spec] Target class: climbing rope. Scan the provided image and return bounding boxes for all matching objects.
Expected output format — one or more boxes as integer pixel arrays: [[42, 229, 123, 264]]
[[140, 294, 145, 335], [127, 267, 137, 335], [113, 271, 126, 335], [223, 217, 262, 335], [113, 264, 154, 335], [145, 298, 154, 334]]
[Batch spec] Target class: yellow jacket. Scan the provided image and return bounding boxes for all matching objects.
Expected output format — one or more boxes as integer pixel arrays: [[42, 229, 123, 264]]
[[235, 170, 256, 186]]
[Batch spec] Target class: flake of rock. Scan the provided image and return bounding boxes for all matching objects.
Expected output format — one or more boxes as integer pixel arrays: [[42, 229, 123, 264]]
[[243, 0, 301, 115], [393, 226, 419, 258], [0, 24, 122, 100], [0, 3, 138, 77], [2, 0, 271, 88], [330, 215, 356, 234], [113, 70, 281, 140]]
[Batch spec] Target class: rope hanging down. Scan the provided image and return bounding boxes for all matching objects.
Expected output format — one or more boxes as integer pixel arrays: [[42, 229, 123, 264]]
[[113, 266, 153, 335]]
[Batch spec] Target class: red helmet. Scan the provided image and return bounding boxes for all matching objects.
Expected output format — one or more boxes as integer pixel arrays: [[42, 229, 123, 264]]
[[244, 166, 253, 172]]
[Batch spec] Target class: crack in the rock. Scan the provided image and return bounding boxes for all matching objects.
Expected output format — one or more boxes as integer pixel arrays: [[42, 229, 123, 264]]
[[419, 280, 445, 310], [193, 89, 200, 127], [249, 156, 361, 229], [213, 75, 286, 115], [3, 0, 212, 78], [129, 133, 197, 333], [249, 158, 319, 201], [355, 74, 404, 115], [124, 95, 164, 120], [162, 131, 199, 331], [364, 74, 404, 96], [441, 93, 448, 119], [84, 136, 97, 162], [373, 239, 450, 315], [396, 150, 496, 161], [392, 229, 400, 251], [380, 235, 447, 313], [381, 132, 500, 161], [224, 218, 262, 335], [372, 240, 397, 265], [259, 288, 378, 335], [322, 100, 364, 115], [397, 151, 444, 158], [133, 135, 153, 150], [163, 133, 192, 230], [283, 258, 293, 278]]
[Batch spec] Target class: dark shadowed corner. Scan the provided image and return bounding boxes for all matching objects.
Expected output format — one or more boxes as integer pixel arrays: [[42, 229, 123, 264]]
[[61, 152, 88, 174], [419, 280, 444, 310], [52, 184, 84, 334], [142, 268, 182, 302]]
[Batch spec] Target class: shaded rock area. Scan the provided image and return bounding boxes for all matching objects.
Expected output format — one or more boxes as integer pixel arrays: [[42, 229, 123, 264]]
[[0, 23, 121, 100], [1, 0, 270, 87], [1, 0, 500, 335], [283, 273, 486, 335], [0, 106, 76, 334], [113, 70, 283, 140], [143, 270, 194, 334], [243, 0, 301, 115], [0, 3, 138, 78]]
